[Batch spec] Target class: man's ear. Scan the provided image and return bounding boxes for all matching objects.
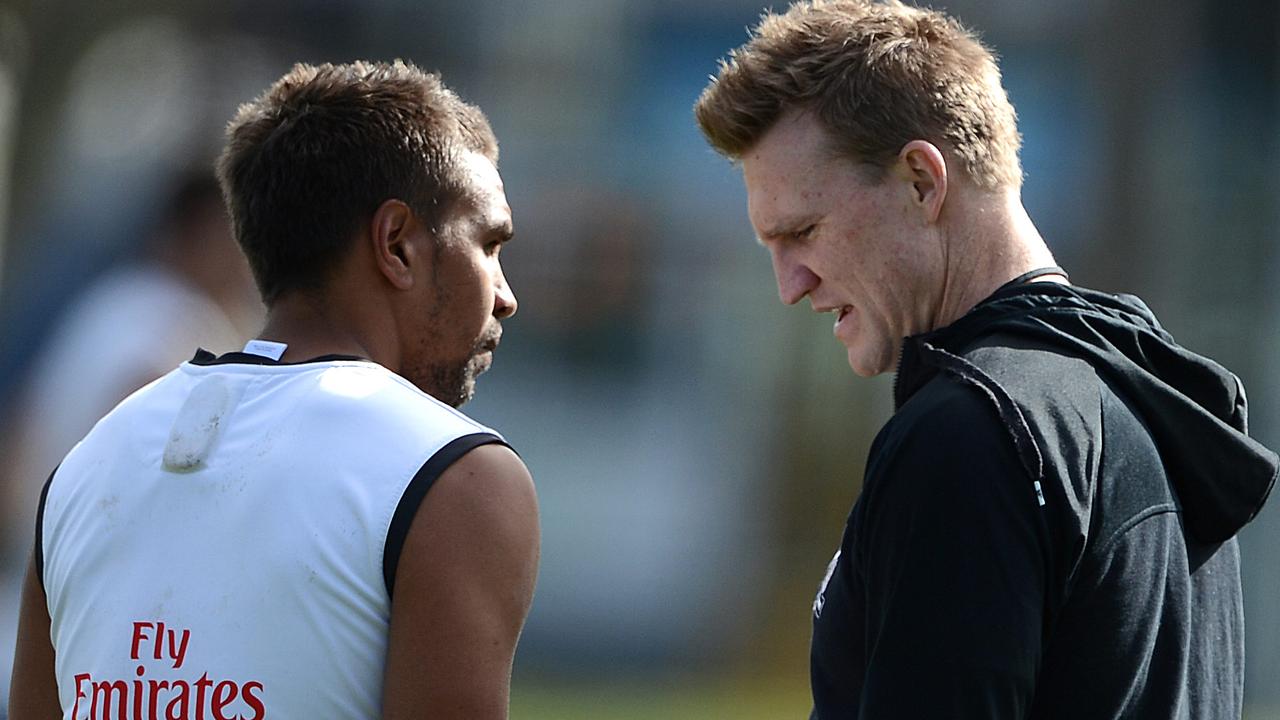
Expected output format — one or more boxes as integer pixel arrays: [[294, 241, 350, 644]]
[[370, 199, 423, 291], [896, 140, 948, 224]]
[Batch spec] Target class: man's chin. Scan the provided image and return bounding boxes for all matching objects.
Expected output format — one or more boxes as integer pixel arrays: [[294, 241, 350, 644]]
[[410, 351, 492, 407], [454, 377, 478, 407], [846, 346, 891, 378], [422, 382, 472, 408], [408, 367, 475, 408]]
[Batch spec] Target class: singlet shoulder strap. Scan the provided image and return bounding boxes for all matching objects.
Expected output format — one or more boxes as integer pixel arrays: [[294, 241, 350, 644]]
[[35, 465, 58, 591]]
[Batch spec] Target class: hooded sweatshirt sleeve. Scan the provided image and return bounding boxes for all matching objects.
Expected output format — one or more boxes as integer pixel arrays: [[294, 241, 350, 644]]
[[837, 381, 1052, 718]]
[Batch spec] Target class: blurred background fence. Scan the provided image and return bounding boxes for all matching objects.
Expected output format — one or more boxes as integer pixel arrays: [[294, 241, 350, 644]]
[[0, 0, 1277, 716]]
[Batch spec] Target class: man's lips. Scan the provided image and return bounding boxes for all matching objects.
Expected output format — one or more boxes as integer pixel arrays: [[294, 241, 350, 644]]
[[814, 305, 853, 322], [821, 305, 854, 339], [479, 330, 502, 354]]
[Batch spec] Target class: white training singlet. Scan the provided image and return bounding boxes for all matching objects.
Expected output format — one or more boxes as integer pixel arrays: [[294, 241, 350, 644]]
[[38, 347, 508, 719]]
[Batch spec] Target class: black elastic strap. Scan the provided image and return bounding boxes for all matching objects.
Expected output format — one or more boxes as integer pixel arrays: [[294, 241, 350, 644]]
[[188, 349, 367, 366], [383, 432, 509, 597], [997, 266, 1069, 293], [34, 466, 58, 591]]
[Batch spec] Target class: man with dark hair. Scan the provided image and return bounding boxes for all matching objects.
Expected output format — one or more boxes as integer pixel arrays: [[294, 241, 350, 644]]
[[696, 1, 1275, 718], [10, 61, 537, 719]]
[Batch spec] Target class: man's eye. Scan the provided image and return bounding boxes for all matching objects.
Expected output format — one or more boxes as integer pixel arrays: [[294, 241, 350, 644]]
[[794, 225, 815, 240]]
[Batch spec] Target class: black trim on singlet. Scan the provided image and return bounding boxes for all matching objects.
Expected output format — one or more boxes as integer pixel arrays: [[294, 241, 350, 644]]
[[34, 466, 58, 591], [188, 348, 367, 366], [383, 432, 510, 598]]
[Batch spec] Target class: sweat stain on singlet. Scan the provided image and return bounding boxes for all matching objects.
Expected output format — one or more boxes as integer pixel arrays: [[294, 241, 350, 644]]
[[163, 377, 241, 473]]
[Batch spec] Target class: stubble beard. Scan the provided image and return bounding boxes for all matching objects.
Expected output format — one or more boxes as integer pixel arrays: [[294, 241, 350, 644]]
[[408, 321, 502, 408]]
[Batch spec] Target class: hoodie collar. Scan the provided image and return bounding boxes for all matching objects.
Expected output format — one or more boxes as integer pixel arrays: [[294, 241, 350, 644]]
[[896, 281, 1087, 409], [894, 280, 1277, 543]]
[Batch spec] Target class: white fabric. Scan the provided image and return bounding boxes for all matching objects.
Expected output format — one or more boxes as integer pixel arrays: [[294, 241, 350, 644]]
[[41, 357, 500, 719]]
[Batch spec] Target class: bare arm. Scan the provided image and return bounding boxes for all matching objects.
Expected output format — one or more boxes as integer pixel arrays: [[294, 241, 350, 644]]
[[382, 443, 540, 719], [8, 553, 60, 718]]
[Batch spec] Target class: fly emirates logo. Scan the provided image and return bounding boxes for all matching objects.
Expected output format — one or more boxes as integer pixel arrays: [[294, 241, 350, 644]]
[[71, 621, 266, 720]]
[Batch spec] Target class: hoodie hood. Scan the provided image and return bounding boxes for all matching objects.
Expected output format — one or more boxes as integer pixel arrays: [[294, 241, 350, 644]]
[[896, 281, 1277, 544]]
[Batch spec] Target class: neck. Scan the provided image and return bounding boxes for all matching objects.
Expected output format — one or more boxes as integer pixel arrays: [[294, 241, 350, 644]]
[[933, 188, 1062, 328], [256, 289, 393, 366]]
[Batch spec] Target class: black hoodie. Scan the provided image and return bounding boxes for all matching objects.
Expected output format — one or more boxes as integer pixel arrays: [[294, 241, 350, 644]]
[[809, 281, 1277, 719]]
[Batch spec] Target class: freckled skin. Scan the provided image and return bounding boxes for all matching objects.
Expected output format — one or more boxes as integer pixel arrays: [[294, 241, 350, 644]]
[[742, 113, 947, 376]]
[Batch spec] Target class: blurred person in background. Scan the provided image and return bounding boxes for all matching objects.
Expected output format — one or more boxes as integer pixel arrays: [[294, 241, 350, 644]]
[[0, 171, 260, 542], [9, 60, 537, 719], [0, 169, 259, 705], [696, 1, 1277, 718]]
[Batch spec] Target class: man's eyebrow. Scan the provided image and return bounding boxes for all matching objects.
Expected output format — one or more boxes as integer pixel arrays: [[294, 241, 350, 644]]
[[755, 227, 782, 246], [490, 221, 514, 242], [756, 216, 815, 243]]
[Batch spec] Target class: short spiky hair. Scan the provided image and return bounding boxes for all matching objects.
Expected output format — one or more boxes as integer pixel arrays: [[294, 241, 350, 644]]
[[217, 60, 498, 304], [694, 0, 1021, 190]]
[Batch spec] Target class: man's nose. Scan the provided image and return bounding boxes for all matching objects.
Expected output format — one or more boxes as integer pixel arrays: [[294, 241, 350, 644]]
[[771, 250, 819, 306], [494, 269, 518, 319]]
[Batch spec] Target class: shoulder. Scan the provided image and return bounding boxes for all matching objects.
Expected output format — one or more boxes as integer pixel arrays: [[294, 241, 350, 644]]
[[962, 334, 1104, 423], [391, 442, 538, 598], [403, 443, 536, 544], [890, 334, 1109, 494], [868, 376, 1034, 512], [855, 370, 1055, 610], [293, 361, 503, 442], [424, 444, 537, 526], [382, 442, 538, 714], [339, 363, 490, 421], [879, 372, 1020, 472], [960, 335, 1105, 461], [869, 336, 1104, 522], [891, 336, 1115, 583]]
